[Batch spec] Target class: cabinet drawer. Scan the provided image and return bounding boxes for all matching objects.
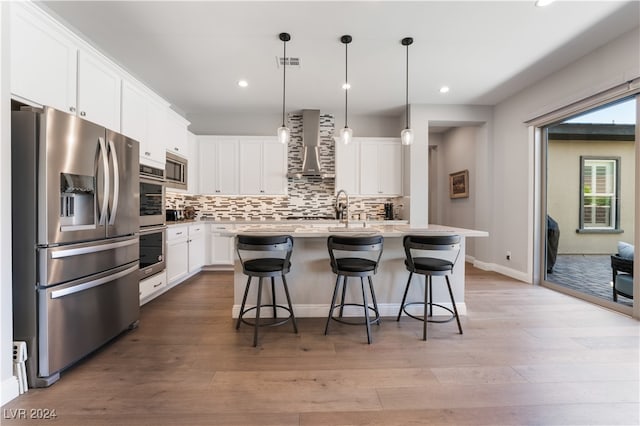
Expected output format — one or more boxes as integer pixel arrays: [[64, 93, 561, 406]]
[[188, 224, 206, 237], [166, 225, 188, 241], [140, 271, 166, 302]]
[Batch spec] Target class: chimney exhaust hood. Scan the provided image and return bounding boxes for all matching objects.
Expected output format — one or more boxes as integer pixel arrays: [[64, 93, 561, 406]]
[[287, 109, 335, 179]]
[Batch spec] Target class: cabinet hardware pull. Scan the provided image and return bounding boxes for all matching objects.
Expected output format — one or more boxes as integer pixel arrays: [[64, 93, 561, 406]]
[[80, 111, 86, 117], [153, 282, 163, 288], [176, 232, 183, 235], [69, 106, 76, 112], [145, 151, 151, 156]]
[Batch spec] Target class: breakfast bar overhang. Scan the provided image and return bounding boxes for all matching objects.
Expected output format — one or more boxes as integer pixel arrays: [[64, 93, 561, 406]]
[[223, 224, 488, 318]]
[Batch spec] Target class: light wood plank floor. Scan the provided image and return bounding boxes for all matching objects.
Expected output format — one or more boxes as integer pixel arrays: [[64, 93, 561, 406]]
[[3, 266, 639, 425]]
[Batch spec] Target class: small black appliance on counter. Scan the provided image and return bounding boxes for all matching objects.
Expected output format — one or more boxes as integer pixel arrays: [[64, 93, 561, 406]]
[[166, 209, 184, 222], [384, 203, 394, 220]]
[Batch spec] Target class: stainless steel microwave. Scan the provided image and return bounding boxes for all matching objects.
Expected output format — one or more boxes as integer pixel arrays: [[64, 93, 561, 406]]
[[165, 152, 188, 190]]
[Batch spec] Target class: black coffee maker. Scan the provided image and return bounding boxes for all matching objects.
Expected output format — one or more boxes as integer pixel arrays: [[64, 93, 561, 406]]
[[384, 203, 394, 220]]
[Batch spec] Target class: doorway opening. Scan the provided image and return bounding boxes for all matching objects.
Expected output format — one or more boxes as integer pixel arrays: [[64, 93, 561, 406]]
[[542, 97, 636, 311]]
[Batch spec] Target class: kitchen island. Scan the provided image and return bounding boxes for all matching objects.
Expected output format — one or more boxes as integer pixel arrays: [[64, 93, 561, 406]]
[[222, 223, 488, 318]]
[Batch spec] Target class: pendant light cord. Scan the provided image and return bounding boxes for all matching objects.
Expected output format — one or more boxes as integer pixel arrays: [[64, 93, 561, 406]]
[[282, 39, 287, 127], [344, 41, 348, 128], [405, 43, 409, 129]]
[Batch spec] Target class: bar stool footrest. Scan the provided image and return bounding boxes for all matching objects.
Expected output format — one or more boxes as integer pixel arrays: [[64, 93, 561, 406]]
[[328, 303, 381, 326], [238, 304, 296, 328], [400, 301, 457, 323]]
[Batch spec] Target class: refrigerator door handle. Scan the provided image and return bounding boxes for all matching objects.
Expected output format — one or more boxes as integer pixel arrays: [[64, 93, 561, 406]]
[[107, 139, 120, 225], [50, 264, 139, 299], [49, 238, 138, 259], [97, 137, 110, 225]]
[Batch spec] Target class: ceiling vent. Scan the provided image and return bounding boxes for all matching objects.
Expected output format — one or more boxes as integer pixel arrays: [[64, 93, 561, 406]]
[[276, 56, 301, 68]]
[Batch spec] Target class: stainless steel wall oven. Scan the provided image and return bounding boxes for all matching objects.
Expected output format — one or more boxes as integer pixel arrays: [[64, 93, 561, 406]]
[[139, 164, 165, 228], [139, 226, 166, 279]]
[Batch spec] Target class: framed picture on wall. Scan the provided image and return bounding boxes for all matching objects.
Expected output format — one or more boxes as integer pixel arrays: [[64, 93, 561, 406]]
[[449, 170, 469, 199]]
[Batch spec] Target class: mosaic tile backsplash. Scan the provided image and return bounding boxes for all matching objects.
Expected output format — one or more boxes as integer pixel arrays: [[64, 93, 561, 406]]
[[166, 112, 403, 220]]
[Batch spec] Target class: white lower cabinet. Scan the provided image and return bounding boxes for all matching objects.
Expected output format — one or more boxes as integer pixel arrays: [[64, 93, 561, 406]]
[[139, 270, 167, 306], [188, 224, 206, 272], [166, 225, 189, 284], [210, 224, 235, 265]]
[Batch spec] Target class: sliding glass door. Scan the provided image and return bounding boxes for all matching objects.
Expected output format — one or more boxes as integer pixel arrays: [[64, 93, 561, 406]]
[[542, 97, 636, 312]]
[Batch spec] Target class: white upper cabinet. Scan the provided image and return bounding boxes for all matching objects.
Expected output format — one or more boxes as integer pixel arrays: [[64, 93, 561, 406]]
[[166, 110, 190, 157], [76, 50, 121, 131], [199, 137, 239, 195], [121, 80, 168, 167], [334, 137, 360, 195], [10, 3, 121, 131], [239, 137, 287, 195], [335, 137, 403, 196], [10, 3, 77, 114]]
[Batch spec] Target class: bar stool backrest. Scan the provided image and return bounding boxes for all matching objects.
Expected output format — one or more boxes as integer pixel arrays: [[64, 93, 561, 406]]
[[328, 235, 384, 271], [403, 235, 461, 270], [236, 235, 293, 263]]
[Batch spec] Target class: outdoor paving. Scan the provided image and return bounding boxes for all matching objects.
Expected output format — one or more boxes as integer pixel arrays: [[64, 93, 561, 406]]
[[547, 254, 633, 307]]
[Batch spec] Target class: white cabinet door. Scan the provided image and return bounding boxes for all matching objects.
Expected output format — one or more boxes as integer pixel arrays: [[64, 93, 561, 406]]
[[120, 81, 148, 145], [121, 80, 167, 167], [378, 142, 403, 195], [188, 224, 206, 273], [335, 137, 360, 195], [262, 139, 288, 195], [359, 142, 380, 195], [77, 50, 121, 131], [199, 137, 239, 195], [239, 140, 264, 195], [166, 110, 189, 156], [357, 138, 403, 196], [146, 99, 168, 166], [239, 137, 287, 195], [210, 225, 235, 265], [10, 4, 77, 113], [166, 226, 189, 284]]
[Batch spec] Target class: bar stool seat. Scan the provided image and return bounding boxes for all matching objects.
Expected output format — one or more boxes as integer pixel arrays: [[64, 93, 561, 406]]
[[236, 235, 297, 347], [325, 235, 384, 344], [397, 234, 463, 340]]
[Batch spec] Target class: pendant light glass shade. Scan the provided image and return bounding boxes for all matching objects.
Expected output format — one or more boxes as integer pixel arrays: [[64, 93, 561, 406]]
[[401, 128, 414, 145], [340, 127, 353, 145], [277, 126, 290, 145], [401, 37, 413, 146], [340, 35, 353, 145], [278, 32, 291, 144]]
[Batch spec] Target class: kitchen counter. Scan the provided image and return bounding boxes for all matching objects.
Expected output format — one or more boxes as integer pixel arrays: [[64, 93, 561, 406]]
[[223, 222, 487, 320]]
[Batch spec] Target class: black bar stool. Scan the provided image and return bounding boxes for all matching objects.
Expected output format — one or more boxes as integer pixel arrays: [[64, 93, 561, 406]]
[[236, 235, 298, 347], [396, 234, 463, 340], [325, 235, 384, 344]]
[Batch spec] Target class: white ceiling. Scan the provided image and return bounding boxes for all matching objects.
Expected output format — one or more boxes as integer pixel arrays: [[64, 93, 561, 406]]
[[38, 1, 639, 131]]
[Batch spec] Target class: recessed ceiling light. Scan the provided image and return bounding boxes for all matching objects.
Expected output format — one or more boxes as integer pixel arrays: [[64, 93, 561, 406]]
[[342, 83, 351, 90], [237, 80, 248, 88], [535, 0, 555, 7], [439, 86, 450, 94]]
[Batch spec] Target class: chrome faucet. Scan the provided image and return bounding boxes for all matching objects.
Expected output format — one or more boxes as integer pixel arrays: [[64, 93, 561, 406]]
[[335, 189, 350, 226]]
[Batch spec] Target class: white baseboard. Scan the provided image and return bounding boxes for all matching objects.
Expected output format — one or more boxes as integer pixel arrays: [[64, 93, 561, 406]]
[[471, 258, 532, 283], [232, 302, 467, 319], [1, 375, 19, 406]]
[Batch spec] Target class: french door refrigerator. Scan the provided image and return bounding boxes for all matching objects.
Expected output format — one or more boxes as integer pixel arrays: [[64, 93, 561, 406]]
[[11, 106, 140, 387]]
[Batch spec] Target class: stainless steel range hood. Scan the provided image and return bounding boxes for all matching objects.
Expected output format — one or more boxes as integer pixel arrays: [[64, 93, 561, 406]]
[[287, 109, 335, 179]]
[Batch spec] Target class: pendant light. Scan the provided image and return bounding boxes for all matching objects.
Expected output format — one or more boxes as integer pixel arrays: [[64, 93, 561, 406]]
[[400, 37, 414, 146], [340, 35, 353, 145], [277, 32, 291, 144]]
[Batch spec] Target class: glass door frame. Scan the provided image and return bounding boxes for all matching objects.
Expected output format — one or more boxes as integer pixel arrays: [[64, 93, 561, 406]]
[[533, 87, 639, 319]]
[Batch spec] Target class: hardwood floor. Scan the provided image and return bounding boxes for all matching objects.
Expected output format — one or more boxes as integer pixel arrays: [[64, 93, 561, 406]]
[[3, 266, 639, 425]]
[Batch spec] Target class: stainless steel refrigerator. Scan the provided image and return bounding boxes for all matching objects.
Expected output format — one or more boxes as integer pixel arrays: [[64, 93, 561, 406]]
[[11, 106, 140, 387]]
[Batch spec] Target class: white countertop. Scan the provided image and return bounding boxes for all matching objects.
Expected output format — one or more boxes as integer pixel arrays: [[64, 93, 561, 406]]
[[164, 219, 488, 238]]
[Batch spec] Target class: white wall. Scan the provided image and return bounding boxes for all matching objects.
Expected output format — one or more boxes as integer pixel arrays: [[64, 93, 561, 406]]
[[187, 111, 402, 137], [492, 27, 640, 283], [0, 1, 19, 406], [439, 127, 479, 257]]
